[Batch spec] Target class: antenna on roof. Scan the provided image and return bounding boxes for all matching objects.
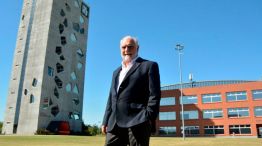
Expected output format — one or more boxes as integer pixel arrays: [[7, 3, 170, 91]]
[[189, 73, 193, 82], [189, 73, 196, 88]]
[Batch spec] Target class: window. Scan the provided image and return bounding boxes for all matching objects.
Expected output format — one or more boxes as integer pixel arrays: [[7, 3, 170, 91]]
[[56, 63, 64, 73], [63, 18, 68, 27], [160, 97, 175, 106], [24, 89, 28, 95], [252, 89, 262, 100], [54, 76, 63, 88], [159, 127, 176, 135], [70, 33, 77, 43], [66, 83, 71, 92], [202, 93, 221, 103], [80, 16, 84, 24], [61, 36, 67, 45], [181, 110, 198, 120], [48, 66, 54, 76], [180, 95, 197, 104], [69, 112, 74, 119], [182, 126, 200, 136], [74, 0, 80, 8], [49, 99, 53, 106], [77, 62, 83, 70], [60, 9, 65, 17], [159, 112, 176, 120], [71, 72, 77, 80], [55, 46, 62, 55], [229, 125, 251, 134], [54, 87, 59, 98], [73, 85, 79, 94], [73, 113, 80, 120], [226, 91, 247, 101], [73, 98, 79, 105], [228, 107, 249, 118], [65, 3, 71, 11], [77, 49, 84, 58], [81, 3, 89, 17], [80, 28, 85, 34], [32, 78, 37, 87], [73, 23, 80, 32], [203, 109, 223, 119], [51, 105, 59, 116], [60, 55, 65, 61], [30, 94, 34, 103], [69, 112, 81, 120], [204, 126, 224, 135], [254, 107, 262, 117], [59, 24, 64, 34]]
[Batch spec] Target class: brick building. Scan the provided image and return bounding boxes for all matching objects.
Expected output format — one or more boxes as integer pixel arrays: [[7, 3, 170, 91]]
[[156, 80, 262, 137]]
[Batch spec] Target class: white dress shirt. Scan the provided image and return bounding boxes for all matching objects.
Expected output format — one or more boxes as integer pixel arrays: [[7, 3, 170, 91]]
[[117, 56, 139, 92]]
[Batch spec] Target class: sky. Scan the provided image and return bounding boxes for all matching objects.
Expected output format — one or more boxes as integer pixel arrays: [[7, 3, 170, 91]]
[[0, 0, 262, 125]]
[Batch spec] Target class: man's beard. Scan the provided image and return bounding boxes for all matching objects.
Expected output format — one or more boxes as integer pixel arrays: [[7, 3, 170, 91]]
[[122, 53, 137, 65], [123, 55, 132, 64]]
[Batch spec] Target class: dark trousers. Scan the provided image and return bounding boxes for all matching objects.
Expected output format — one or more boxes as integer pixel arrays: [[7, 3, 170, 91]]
[[105, 121, 151, 146]]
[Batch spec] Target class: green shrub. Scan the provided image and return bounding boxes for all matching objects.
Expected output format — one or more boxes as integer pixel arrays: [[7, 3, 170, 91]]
[[0, 121, 3, 134], [81, 123, 101, 136], [35, 128, 55, 135]]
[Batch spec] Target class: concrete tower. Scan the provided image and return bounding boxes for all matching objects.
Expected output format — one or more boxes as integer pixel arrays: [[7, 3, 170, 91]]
[[2, 0, 89, 135]]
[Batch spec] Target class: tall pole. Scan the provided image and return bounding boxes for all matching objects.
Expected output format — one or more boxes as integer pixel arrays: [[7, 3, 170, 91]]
[[176, 44, 185, 140]]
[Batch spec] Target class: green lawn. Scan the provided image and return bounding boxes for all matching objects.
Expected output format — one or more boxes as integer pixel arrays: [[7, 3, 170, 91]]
[[0, 135, 261, 146]]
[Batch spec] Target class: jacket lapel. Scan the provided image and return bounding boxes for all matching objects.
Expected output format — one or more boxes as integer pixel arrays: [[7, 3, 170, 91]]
[[117, 57, 143, 94], [113, 67, 122, 94], [122, 60, 141, 81]]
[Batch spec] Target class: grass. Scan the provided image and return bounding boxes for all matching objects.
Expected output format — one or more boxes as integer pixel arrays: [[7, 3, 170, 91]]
[[0, 135, 261, 146]]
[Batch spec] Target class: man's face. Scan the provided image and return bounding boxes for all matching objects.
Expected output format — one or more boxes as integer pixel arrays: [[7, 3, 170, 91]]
[[120, 38, 138, 64]]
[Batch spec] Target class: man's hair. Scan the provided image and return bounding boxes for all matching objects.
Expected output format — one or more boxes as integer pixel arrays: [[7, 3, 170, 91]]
[[120, 35, 139, 47]]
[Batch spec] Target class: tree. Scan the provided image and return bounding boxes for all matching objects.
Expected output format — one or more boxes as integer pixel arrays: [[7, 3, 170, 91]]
[[0, 121, 3, 134], [82, 123, 101, 136]]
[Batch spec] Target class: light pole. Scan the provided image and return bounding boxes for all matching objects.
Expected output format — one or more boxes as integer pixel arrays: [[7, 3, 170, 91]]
[[175, 44, 185, 140]]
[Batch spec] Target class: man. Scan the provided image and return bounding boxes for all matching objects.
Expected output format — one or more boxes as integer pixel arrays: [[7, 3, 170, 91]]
[[101, 35, 161, 146]]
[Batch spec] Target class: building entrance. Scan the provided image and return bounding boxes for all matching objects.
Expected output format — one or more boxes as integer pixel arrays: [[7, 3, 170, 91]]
[[258, 127, 262, 138], [257, 125, 262, 138]]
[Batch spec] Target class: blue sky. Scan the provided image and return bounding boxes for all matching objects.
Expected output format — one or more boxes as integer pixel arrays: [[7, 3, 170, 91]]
[[0, 0, 262, 125]]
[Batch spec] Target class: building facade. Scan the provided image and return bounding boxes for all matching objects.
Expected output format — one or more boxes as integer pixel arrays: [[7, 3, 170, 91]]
[[2, 0, 89, 135], [156, 80, 262, 137]]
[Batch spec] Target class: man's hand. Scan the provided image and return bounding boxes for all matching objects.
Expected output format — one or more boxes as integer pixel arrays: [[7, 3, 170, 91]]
[[101, 125, 107, 134]]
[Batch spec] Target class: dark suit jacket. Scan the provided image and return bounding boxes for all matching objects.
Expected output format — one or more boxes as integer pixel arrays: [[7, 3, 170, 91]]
[[102, 57, 161, 132]]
